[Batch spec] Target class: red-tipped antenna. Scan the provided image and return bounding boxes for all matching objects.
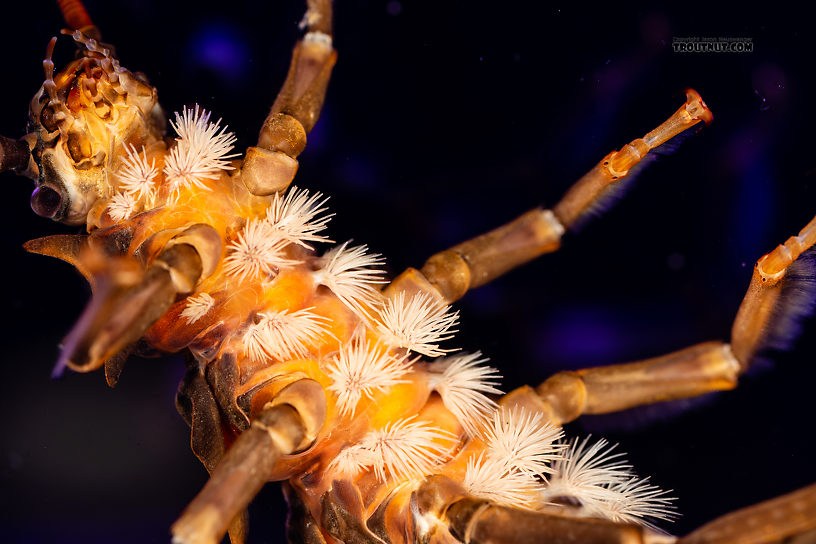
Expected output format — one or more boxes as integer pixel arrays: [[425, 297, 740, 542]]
[[56, 0, 100, 39]]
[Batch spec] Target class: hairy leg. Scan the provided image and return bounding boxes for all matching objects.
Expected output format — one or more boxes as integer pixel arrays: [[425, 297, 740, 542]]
[[388, 90, 712, 304]]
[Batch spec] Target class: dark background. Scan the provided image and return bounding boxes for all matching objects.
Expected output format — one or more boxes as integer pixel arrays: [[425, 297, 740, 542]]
[[2, 1, 815, 542]]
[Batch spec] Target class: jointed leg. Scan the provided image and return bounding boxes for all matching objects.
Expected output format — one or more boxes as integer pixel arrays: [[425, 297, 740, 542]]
[[553, 89, 711, 230], [25, 0, 337, 373], [492, 213, 816, 426], [731, 213, 816, 364], [677, 482, 816, 544], [241, 0, 337, 196], [388, 208, 565, 303], [533, 341, 738, 425], [0, 0, 100, 176], [455, 216, 816, 543], [25, 222, 221, 375], [388, 90, 712, 304], [445, 498, 659, 544], [418, 479, 816, 544], [416, 221, 816, 544], [171, 3, 338, 542], [172, 379, 327, 544]]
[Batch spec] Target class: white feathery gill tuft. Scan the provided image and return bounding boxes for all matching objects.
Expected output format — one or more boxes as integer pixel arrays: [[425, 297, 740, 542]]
[[483, 406, 565, 478], [428, 352, 502, 437], [325, 332, 412, 416], [593, 476, 678, 528], [463, 452, 543, 509], [181, 292, 216, 324], [266, 185, 334, 248], [116, 144, 158, 203], [327, 444, 380, 477], [542, 437, 676, 528], [375, 291, 460, 357], [543, 436, 633, 503], [224, 219, 300, 282], [360, 417, 457, 482], [106, 191, 138, 222], [163, 104, 238, 196], [313, 241, 387, 318], [241, 307, 329, 362]]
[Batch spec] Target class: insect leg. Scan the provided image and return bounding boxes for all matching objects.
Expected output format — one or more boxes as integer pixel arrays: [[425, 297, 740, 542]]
[[553, 89, 711, 230], [388, 91, 712, 304], [388, 208, 565, 304], [676, 482, 816, 544], [262, 0, 334, 134], [172, 403, 306, 544], [730, 214, 816, 366], [40, 238, 202, 375], [530, 342, 738, 425], [23, 234, 93, 284], [64, 244, 202, 371], [176, 354, 251, 544], [501, 214, 816, 426], [1, 0, 107, 180], [444, 498, 663, 544], [31, 220, 223, 375], [412, 474, 667, 544], [171, 379, 327, 544], [241, 0, 337, 196], [418, 478, 816, 544]]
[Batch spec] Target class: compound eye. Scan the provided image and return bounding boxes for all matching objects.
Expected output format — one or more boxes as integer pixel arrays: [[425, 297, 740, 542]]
[[30, 184, 63, 218]]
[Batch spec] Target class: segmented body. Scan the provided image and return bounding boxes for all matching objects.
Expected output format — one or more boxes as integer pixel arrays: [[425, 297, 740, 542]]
[[1, 2, 816, 540], [21, 29, 674, 538]]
